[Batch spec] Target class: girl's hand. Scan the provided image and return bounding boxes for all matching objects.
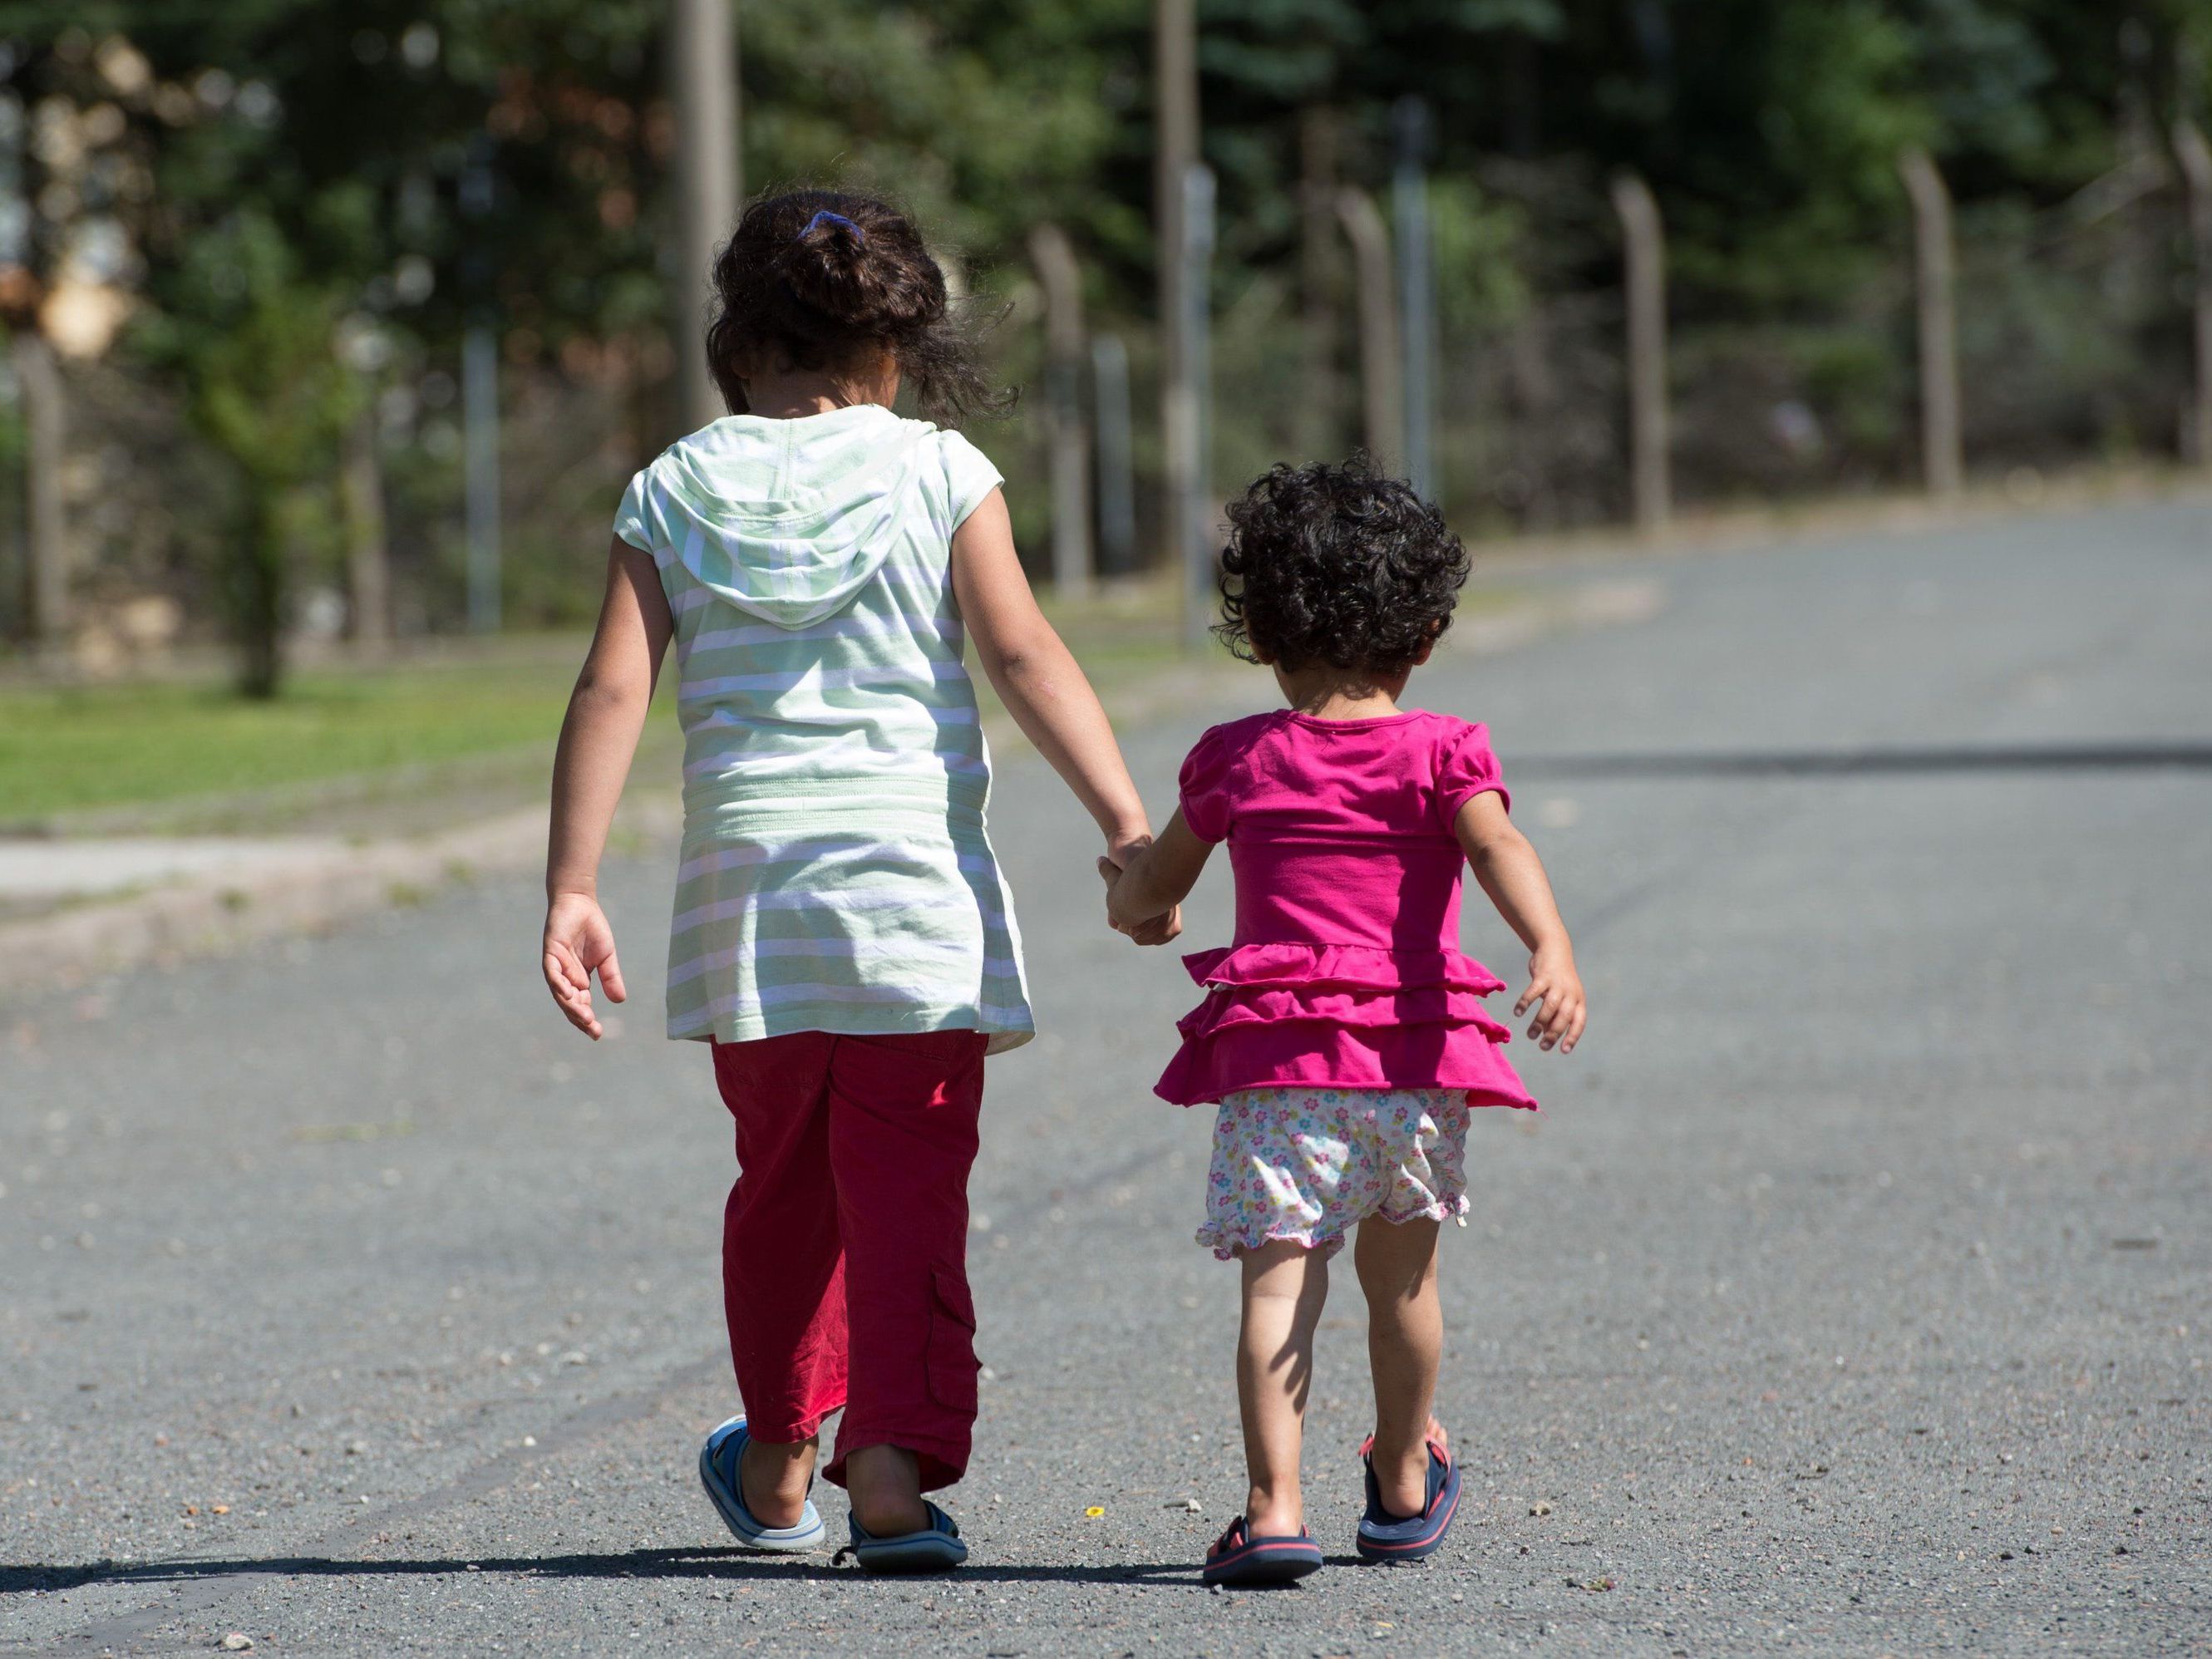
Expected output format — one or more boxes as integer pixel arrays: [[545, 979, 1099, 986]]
[[543, 890, 628, 1040], [1515, 945, 1585, 1054], [1096, 854, 1183, 947]]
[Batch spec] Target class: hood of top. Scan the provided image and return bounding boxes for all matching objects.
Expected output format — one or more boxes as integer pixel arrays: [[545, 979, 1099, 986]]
[[650, 406, 932, 629]]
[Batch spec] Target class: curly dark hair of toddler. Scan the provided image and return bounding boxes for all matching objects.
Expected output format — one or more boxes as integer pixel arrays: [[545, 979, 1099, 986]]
[[705, 188, 1005, 425], [1214, 456, 1471, 676]]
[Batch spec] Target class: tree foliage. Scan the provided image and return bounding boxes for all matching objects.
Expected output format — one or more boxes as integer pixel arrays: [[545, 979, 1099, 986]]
[[2, 0, 2208, 660]]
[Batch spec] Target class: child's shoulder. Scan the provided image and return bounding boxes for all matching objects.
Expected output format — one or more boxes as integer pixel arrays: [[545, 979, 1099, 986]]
[[1194, 708, 1295, 751], [1185, 709, 1302, 775], [1402, 708, 1502, 772]]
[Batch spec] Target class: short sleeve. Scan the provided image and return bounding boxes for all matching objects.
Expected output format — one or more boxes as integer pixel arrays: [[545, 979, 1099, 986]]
[[612, 470, 654, 554], [938, 431, 1005, 532], [1178, 726, 1238, 844], [1435, 720, 1509, 831]]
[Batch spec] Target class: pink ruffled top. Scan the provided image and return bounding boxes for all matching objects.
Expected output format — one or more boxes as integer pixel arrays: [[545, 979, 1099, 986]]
[[1154, 708, 1536, 1111]]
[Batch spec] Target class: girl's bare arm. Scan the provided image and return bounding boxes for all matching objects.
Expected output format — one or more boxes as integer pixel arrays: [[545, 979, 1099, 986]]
[[542, 537, 675, 1038], [951, 490, 1179, 944], [1455, 792, 1586, 1053]]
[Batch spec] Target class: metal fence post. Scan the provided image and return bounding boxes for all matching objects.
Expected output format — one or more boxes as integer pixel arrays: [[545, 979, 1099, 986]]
[[2, 90, 66, 649], [461, 150, 501, 634], [462, 327, 501, 634], [1334, 189, 1402, 470], [1090, 332, 1137, 578], [672, 0, 741, 432], [12, 333, 67, 647], [2173, 120, 2212, 468], [1027, 224, 1092, 598], [1610, 171, 1671, 534], [1176, 163, 1216, 652], [1392, 96, 1435, 497], [1298, 104, 1341, 460], [341, 404, 392, 651], [1899, 148, 1963, 499], [1154, 0, 1199, 571]]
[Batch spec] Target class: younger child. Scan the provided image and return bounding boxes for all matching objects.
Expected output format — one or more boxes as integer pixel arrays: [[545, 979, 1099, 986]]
[[544, 190, 1166, 1573], [1101, 458, 1584, 1585]]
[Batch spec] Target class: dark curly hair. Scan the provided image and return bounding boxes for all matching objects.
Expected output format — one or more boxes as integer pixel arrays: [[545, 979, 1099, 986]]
[[704, 187, 1005, 425], [1214, 456, 1469, 675]]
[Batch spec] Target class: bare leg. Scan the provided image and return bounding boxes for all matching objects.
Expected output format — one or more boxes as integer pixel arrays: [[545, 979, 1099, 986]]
[[844, 1444, 930, 1536], [739, 1431, 820, 1529], [1354, 1215, 1445, 1517], [1235, 1239, 1331, 1537]]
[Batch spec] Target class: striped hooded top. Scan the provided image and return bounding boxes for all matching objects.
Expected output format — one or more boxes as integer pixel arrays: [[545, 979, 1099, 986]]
[[613, 404, 1033, 1051]]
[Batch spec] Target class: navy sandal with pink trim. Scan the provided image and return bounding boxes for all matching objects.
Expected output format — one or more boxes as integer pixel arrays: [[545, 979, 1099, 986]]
[[1200, 1514, 1323, 1587], [1354, 1433, 1461, 1563]]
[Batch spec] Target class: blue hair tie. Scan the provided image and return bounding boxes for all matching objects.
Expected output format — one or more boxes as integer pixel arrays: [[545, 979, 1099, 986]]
[[798, 209, 865, 246]]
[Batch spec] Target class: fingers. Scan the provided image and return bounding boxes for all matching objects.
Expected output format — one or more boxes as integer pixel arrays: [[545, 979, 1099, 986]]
[[545, 934, 587, 990], [1559, 996, 1587, 1055], [543, 948, 602, 1039], [1529, 985, 1585, 1052], [1096, 855, 1121, 885], [1518, 977, 1546, 1029], [1122, 903, 1185, 948], [1536, 993, 1564, 1048], [597, 944, 628, 1006]]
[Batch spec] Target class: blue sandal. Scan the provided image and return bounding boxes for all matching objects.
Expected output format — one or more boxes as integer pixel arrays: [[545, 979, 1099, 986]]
[[698, 1415, 825, 1553], [836, 1501, 969, 1573], [1201, 1515, 1323, 1587], [1354, 1433, 1461, 1563]]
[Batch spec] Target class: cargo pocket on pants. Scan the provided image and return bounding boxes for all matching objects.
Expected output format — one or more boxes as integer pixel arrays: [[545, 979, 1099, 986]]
[[925, 1266, 980, 1415]]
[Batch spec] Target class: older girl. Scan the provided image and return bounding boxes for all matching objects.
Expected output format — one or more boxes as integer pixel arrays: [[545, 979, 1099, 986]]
[[543, 190, 1165, 1573]]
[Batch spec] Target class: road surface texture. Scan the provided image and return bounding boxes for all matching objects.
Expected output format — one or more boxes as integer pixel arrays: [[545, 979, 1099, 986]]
[[4, 499, 2207, 1655]]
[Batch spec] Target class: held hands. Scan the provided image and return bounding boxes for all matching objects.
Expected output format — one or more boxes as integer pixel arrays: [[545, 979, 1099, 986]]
[[542, 890, 628, 1040], [1099, 835, 1181, 948], [1515, 943, 1586, 1054]]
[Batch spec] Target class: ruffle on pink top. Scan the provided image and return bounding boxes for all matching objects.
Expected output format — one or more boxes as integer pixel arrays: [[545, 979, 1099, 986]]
[[1155, 943, 1535, 1108], [1152, 709, 1537, 1110]]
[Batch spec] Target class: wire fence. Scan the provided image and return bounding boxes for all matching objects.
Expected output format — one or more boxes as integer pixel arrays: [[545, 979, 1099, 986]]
[[0, 160, 2200, 662]]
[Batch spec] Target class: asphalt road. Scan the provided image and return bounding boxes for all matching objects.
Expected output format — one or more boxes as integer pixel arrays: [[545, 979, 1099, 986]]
[[4, 498, 2208, 1656]]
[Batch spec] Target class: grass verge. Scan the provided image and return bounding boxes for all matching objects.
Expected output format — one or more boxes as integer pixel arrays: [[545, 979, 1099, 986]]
[[0, 572, 1524, 837]]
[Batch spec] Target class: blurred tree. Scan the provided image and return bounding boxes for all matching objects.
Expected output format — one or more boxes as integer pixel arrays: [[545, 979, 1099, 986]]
[[141, 209, 358, 696], [2, 0, 2210, 635]]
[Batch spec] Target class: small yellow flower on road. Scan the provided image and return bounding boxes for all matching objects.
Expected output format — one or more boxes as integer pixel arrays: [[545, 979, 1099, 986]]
[[1084, 1505, 1105, 1518]]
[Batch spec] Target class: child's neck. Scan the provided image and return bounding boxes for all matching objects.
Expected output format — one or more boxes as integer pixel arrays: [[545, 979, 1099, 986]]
[[737, 360, 902, 421], [1274, 663, 1412, 721]]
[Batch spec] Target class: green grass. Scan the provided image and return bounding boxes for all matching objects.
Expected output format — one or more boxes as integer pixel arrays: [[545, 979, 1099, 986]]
[[0, 587, 1207, 830], [0, 573, 1521, 831], [0, 648, 597, 824]]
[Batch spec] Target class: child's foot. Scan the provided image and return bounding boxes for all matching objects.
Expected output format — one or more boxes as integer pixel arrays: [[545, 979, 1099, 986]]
[[840, 1500, 969, 1574], [698, 1417, 825, 1553], [739, 1431, 818, 1529], [1354, 1425, 1461, 1563], [1201, 1515, 1323, 1588], [844, 1444, 931, 1538], [1369, 1417, 1448, 1518]]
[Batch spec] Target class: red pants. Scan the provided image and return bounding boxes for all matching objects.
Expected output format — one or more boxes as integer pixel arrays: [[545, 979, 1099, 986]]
[[711, 1028, 986, 1492]]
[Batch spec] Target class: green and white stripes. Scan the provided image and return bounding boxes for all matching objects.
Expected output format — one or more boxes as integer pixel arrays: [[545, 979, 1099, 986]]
[[614, 406, 1033, 1051]]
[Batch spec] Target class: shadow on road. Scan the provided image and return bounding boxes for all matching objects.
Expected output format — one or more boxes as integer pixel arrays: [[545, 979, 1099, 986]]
[[1514, 740, 2212, 779], [1, 1548, 1205, 1594]]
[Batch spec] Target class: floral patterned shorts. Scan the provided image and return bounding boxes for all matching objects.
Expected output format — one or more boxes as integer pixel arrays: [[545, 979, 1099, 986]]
[[1196, 1086, 1472, 1262]]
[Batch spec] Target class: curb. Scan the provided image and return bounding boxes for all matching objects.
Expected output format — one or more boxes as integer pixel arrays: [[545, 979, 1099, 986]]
[[4, 797, 680, 987]]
